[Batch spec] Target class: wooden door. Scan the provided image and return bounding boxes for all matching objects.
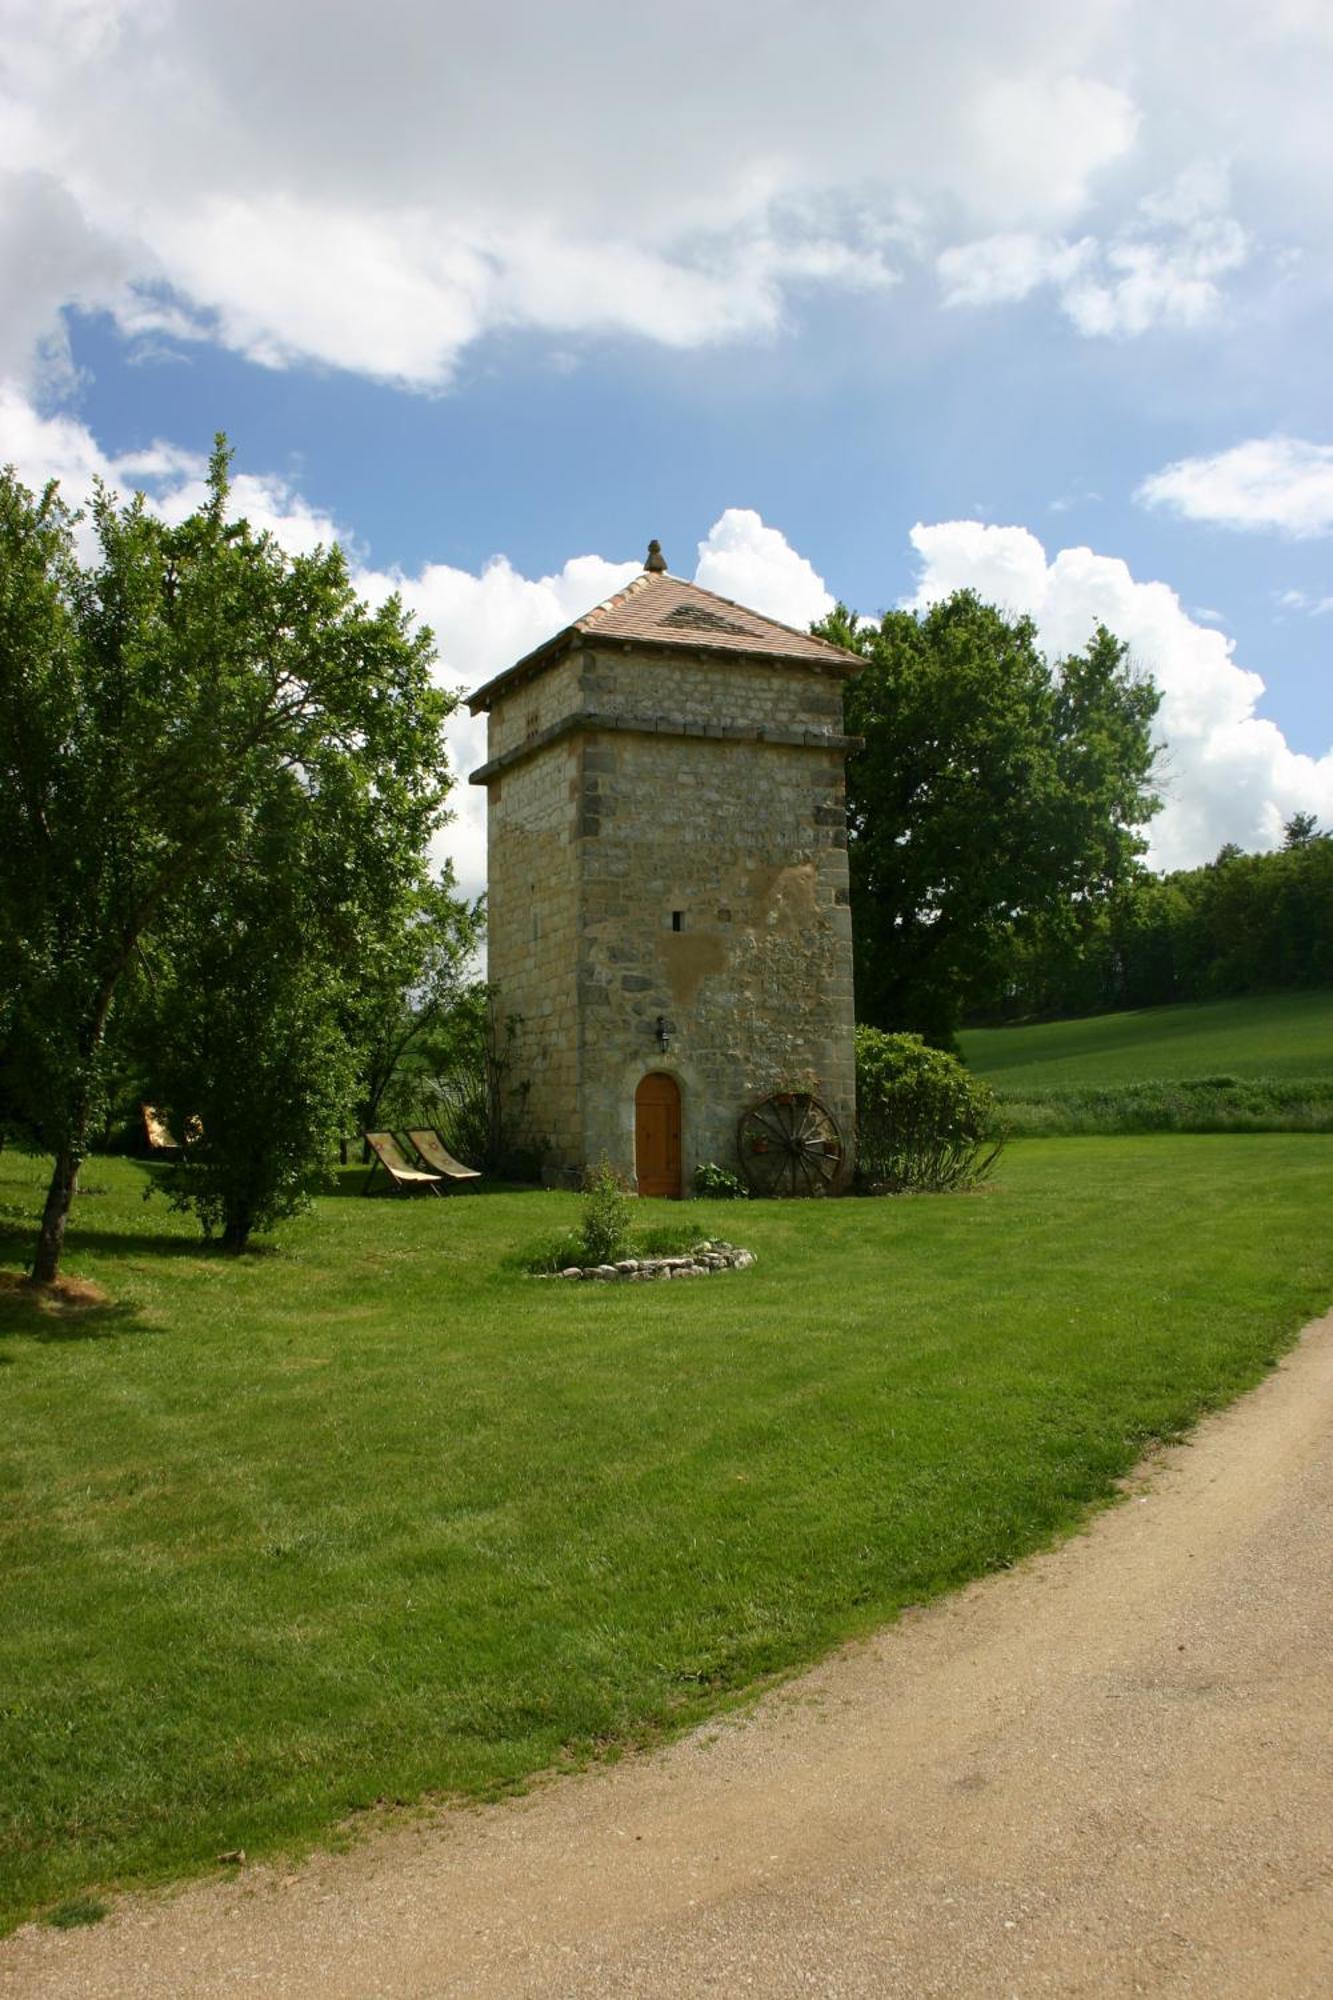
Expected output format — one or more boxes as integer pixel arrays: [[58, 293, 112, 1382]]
[[635, 1073, 682, 1198]]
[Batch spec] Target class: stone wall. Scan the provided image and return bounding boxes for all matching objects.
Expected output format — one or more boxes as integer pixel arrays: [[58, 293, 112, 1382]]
[[483, 731, 582, 1165], [478, 639, 858, 1188]]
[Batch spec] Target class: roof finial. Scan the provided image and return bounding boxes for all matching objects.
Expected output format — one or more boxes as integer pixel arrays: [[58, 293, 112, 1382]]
[[645, 538, 667, 573]]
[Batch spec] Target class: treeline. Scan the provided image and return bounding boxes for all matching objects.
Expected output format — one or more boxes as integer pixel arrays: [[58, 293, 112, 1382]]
[[988, 823, 1333, 1021]]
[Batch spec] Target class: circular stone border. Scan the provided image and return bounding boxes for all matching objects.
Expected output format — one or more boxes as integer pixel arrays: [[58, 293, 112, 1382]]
[[542, 1240, 755, 1282]]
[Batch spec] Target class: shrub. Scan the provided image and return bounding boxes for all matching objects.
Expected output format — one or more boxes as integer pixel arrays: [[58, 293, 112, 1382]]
[[856, 1028, 1003, 1192], [579, 1156, 631, 1264], [691, 1161, 748, 1199]]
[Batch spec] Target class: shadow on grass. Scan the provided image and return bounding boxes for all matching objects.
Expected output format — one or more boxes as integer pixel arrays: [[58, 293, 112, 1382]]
[[319, 1167, 509, 1200], [0, 1274, 152, 1344], [0, 1223, 210, 1264]]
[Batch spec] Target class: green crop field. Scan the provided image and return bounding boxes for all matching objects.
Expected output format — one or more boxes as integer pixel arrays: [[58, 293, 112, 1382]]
[[959, 991, 1333, 1087], [3, 1136, 1333, 1930]]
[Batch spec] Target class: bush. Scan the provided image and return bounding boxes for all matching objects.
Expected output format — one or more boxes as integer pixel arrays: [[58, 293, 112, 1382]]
[[691, 1161, 748, 1199], [579, 1156, 631, 1264], [856, 1028, 1003, 1192]]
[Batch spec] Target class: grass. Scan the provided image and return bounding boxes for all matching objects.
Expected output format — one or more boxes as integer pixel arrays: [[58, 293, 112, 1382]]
[[960, 990, 1333, 1086], [959, 993, 1333, 1134], [991, 1077, 1333, 1137], [3, 1138, 1333, 1929], [42, 1898, 107, 1931]]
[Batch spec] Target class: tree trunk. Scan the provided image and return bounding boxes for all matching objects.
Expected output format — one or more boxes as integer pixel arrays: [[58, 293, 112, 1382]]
[[32, 1145, 82, 1284], [220, 1213, 252, 1255], [30, 975, 117, 1285]]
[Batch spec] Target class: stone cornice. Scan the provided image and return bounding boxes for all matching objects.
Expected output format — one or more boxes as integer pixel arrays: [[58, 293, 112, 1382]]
[[469, 709, 863, 786], [467, 631, 863, 716]]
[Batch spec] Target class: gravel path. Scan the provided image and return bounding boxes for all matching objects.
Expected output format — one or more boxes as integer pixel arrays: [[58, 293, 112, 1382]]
[[6, 1307, 1333, 1999]]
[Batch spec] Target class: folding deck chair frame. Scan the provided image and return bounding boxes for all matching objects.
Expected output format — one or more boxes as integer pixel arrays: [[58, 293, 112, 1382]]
[[406, 1129, 482, 1186], [362, 1131, 444, 1197], [141, 1103, 181, 1158]]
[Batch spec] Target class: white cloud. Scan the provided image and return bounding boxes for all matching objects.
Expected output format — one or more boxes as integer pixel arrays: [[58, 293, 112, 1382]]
[[1138, 436, 1333, 536], [938, 162, 1249, 337], [693, 509, 835, 631], [966, 73, 1140, 226], [1062, 213, 1248, 339], [0, 171, 134, 387], [1137, 157, 1232, 228], [8, 0, 1329, 384], [906, 519, 1333, 867], [937, 232, 1096, 309], [1275, 586, 1333, 616]]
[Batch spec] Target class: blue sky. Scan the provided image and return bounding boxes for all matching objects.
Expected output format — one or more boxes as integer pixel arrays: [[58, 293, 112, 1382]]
[[3, 0, 1332, 899]]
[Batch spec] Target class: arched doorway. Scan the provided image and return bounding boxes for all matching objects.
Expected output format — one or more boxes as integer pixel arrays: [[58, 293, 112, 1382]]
[[635, 1073, 682, 1198]]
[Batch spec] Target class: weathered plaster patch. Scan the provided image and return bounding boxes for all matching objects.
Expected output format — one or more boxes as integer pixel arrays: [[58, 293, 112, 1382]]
[[657, 931, 728, 1007]]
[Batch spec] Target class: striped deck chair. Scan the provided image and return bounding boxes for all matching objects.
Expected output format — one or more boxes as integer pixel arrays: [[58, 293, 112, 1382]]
[[406, 1130, 482, 1186], [362, 1131, 444, 1197]]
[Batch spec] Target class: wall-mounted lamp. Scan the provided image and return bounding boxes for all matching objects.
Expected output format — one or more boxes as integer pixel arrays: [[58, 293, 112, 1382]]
[[655, 1015, 671, 1054]]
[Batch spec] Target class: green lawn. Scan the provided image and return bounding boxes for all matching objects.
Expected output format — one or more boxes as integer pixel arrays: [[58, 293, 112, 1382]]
[[960, 991, 1333, 1086], [3, 1138, 1333, 1929]]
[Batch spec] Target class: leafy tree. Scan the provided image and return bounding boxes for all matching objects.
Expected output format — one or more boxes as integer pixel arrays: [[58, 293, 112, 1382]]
[[349, 868, 484, 1147], [146, 773, 359, 1251], [0, 475, 79, 1164], [0, 444, 449, 1281], [1284, 810, 1323, 849], [820, 592, 1160, 1041]]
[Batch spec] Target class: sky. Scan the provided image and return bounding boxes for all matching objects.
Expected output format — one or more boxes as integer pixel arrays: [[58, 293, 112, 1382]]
[[2, 0, 1332, 902]]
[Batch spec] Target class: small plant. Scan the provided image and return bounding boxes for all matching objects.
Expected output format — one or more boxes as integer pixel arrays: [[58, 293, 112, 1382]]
[[521, 1212, 700, 1275], [579, 1156, 631, 1264], [692, 1161, 748, 1199], [856, 1028, 1004, 1193]]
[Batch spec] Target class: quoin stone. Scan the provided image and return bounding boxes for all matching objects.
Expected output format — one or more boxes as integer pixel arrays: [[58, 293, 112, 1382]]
[[468, 546, 863, 1195]]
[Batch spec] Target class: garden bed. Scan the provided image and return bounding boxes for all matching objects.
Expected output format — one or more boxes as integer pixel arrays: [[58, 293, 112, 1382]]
[[540, 1239, 754, 1281]]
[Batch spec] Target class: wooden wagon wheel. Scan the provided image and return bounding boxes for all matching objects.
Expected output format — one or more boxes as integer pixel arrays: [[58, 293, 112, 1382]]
[[736, 1092, 844, 1197]]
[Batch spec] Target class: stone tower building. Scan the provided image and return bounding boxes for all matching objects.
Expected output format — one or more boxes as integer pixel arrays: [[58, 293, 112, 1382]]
[[468, 547, 862, 1194]]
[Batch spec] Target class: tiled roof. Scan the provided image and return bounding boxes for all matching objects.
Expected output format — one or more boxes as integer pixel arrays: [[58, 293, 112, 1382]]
[[468, 571, 858, 712]]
